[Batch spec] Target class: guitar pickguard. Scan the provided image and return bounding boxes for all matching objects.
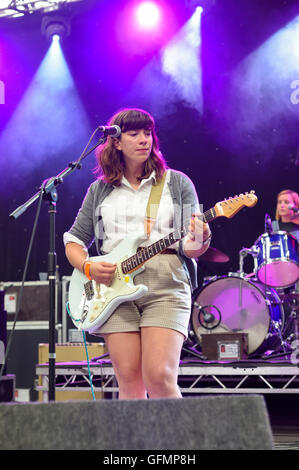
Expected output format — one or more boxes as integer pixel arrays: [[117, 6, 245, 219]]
[[87, 263, 144, 324], [68, 236, 148, 332]]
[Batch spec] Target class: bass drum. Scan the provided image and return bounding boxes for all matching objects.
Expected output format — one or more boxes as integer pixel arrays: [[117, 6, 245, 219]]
[[192, 276, 284, 355]]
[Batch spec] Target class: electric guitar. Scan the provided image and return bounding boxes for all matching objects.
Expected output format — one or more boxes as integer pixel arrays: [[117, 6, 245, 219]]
[[68, 191, 258, 332]]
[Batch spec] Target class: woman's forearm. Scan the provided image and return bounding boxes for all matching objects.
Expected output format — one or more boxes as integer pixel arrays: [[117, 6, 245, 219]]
[[65, 242, 88, 273]]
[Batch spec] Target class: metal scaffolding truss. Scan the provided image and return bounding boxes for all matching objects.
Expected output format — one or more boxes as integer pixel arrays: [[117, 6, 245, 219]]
[[36, 363, 117, 401], [177, 364, 299, 394], [0, 0, 84, 19], [36, 362, 299, 401]]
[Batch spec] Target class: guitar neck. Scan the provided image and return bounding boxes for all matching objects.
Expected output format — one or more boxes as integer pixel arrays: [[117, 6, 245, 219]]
[[121, 207, 217, 274]]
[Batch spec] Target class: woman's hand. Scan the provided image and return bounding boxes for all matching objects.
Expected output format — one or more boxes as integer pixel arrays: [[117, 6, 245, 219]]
[[188, 214, 211, 246], [65, 242, 117, 286], [89, 261, 117, 286], [183, 214, 211, 258]]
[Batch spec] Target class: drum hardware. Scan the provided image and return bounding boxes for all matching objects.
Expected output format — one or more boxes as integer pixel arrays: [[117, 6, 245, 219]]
[[182, 329, 206, 360], [273, 320, 288, 354], [258, 288, 299, 360], [202, 275, 218, 285], [275, 281, 299, 341], [265, 297, 283, 307], [281, 294, 299, 343], [264, 213, 273, 234], [290, 305, 299, 339], [228, 271, 245, 279], [238, 246, 259, 275], [193, 301, 222, 330]]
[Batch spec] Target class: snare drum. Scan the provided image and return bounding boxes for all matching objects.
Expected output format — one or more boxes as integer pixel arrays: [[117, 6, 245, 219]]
[[192, 276, 284, 355], [255, 231, 299, 288]]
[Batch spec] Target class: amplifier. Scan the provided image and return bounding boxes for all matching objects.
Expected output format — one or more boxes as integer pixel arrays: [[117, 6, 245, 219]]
[[0, 375, 15, 402], [3, 281, 51, 322], [38, 342, 107, 401]]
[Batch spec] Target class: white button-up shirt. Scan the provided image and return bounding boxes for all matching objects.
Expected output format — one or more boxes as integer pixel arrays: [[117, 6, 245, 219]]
[[64, 170, 182, 253]]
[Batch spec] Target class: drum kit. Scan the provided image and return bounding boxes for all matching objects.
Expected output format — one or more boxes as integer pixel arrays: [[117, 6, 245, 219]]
[[190, 230, 299, 360]]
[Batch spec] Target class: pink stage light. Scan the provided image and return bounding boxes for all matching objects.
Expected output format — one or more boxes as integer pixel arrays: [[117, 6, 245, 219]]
[[135, 2, 161, 30]]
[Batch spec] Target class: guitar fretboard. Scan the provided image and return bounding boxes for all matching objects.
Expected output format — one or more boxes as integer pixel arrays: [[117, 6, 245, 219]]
[[121, 207, 217, 274]]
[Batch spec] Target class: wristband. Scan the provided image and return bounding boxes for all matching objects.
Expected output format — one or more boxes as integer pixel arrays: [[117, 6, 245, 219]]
[[84, 261, 92, 280]]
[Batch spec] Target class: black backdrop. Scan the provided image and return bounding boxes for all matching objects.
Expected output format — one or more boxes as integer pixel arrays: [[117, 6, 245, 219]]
[[0, 0, 298, 286]]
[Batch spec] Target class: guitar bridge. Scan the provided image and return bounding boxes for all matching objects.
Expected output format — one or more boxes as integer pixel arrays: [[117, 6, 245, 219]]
[[84, 280, 94, 301]]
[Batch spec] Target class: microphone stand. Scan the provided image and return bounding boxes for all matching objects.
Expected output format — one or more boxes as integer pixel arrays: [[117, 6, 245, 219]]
[[9, 132, 107, 402]]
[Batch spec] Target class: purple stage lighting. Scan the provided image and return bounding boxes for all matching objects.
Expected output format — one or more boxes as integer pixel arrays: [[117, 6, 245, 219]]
[[0, 32, 90, 192], [135, 1, 161, 30]]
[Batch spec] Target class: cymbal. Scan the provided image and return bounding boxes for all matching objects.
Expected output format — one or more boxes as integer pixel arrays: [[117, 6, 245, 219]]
[[198, 246, 230, 263]]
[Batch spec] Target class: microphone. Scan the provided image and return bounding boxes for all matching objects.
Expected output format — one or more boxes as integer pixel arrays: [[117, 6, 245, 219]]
[[264, 213, 273, 233], [97, 125, 121, 137], [288, 205, 299, 213]]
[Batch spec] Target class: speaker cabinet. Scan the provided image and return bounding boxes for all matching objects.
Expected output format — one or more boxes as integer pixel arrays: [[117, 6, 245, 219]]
[[0, 395, 273, 450]]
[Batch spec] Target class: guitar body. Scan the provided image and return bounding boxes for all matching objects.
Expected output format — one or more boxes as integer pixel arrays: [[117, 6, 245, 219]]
[[68, 234, 148, 332]]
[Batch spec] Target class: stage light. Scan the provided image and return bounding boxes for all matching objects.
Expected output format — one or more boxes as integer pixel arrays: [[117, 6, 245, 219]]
[[41, 15, 71, 42], [135, 2, 161, 30], [185, 0, 217, 10], [52, 33, 60, 43]]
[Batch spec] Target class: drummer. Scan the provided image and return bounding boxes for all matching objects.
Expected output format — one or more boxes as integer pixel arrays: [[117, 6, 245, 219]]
[[272, 189, 299, 243]]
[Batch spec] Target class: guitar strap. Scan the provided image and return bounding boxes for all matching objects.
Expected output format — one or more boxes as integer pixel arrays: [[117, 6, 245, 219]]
[[144, 171, 167, 238]]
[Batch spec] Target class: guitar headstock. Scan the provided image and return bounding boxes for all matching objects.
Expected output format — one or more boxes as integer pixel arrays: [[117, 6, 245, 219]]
[[214, 191, 258, 219]]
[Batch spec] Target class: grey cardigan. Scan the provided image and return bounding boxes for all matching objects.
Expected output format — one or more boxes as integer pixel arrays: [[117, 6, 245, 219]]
[[67, 169, 199, 290]]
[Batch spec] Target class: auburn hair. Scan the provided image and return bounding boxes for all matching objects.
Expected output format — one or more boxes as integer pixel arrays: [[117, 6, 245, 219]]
[[95, 108, 167, 186], [275, 189, 299, 220]]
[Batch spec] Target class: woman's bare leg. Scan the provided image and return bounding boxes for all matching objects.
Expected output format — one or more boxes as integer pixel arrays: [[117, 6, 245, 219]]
[[141, 327, 184, 399], [104, 332, 147, 399]]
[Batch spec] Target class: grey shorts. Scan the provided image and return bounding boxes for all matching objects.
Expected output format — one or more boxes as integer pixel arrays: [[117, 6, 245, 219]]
[[94, 254, 192, 339]]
